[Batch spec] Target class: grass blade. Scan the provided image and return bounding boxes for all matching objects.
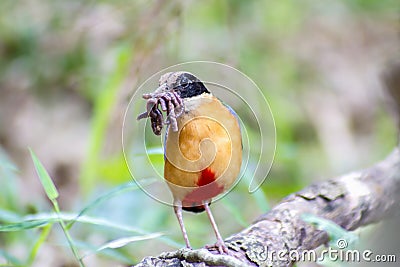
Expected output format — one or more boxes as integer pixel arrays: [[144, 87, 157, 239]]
[[221, 198, 247, 227], [66, 180, 155, 229], [97, 232, 164, 250], [0, 209, 22, 222], [29, 149, 83, 266], [243, 170, 270, 212], [80, 233, 164, 261], [301, 213, 358, 248], [24, 212, 182, 248], [27, 223, 53, 265], [0, 147, 19, 211], [72, 240, 134, 264], [29, 149, 59, 201], [251, 186, 270, 212], [0, 220, 48, 231], [52, 202, 84, 267], [80, 44, 133, 195]]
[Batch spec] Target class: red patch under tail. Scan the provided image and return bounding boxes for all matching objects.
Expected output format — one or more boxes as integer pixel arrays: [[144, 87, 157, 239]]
[[197, 168, 216, 186], [182, 168, 224, 213]]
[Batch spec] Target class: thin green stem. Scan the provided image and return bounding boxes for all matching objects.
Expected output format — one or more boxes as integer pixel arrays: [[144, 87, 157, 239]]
[[52, 201, 85, 267], [26, 223, 53, 266]]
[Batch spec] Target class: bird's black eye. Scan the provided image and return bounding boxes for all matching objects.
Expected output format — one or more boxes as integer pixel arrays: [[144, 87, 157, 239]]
[[179, 76, 190, 88], [175, 73, 210, 98]]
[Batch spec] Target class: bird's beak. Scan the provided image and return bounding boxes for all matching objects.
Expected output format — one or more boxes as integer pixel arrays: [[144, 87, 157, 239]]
[[154, 83, 168, 94]]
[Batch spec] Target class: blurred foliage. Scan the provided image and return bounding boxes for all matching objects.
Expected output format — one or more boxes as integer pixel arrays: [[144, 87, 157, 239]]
[[0, 0, 398, 266]]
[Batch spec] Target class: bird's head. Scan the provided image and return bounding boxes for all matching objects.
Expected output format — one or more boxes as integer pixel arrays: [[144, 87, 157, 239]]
[[156, 72, 210, 99]]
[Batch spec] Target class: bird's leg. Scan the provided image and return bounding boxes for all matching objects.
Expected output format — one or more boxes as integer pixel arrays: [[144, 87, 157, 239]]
[[204, 203, 229, 254], [173, 203, 192, 249]]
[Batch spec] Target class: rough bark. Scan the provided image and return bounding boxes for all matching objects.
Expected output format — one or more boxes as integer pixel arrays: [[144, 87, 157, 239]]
[[133, 149, 400, 267], [133, 61, 400, 267]]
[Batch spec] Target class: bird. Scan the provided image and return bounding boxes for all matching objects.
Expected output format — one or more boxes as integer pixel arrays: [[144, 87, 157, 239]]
[[140, 71, 242, 253]]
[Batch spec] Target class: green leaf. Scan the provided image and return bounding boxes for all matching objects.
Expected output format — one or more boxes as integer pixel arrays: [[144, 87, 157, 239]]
[[80, 233, 165, 262], [72, 240, 134, 264], [97, 232, 164, 251], [243, 171, 270, 212], [67, 181, 148, 229], [29, 149, 59, 201], [301, 213, 358, 249], [221, 198, 247, 227], [28, 150, 82, 266], [0, 220, 48, 231], [0, 147, 19, 211], [23, 212, 181, 248], [80, 44, 133, 195], [251, 185, 270, 212], [0, 209, 22, 222], [27, 223, 53, 265], [50, 202, 83, 266]]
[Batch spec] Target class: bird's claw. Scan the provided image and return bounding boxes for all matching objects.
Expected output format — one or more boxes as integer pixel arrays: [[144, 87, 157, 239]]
[[205, 241, 230, 254]]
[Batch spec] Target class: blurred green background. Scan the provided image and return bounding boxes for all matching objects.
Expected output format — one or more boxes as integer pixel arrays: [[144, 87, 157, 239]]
[[0, 0, 398, 266]]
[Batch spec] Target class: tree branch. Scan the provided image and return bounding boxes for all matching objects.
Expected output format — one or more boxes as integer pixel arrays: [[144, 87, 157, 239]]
[[133, 62, 400, 267], [133, 149, 400, 267]]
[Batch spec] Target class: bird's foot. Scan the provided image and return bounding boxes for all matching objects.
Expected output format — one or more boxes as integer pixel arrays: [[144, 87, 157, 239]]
[[205, 240, 230, 254]]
